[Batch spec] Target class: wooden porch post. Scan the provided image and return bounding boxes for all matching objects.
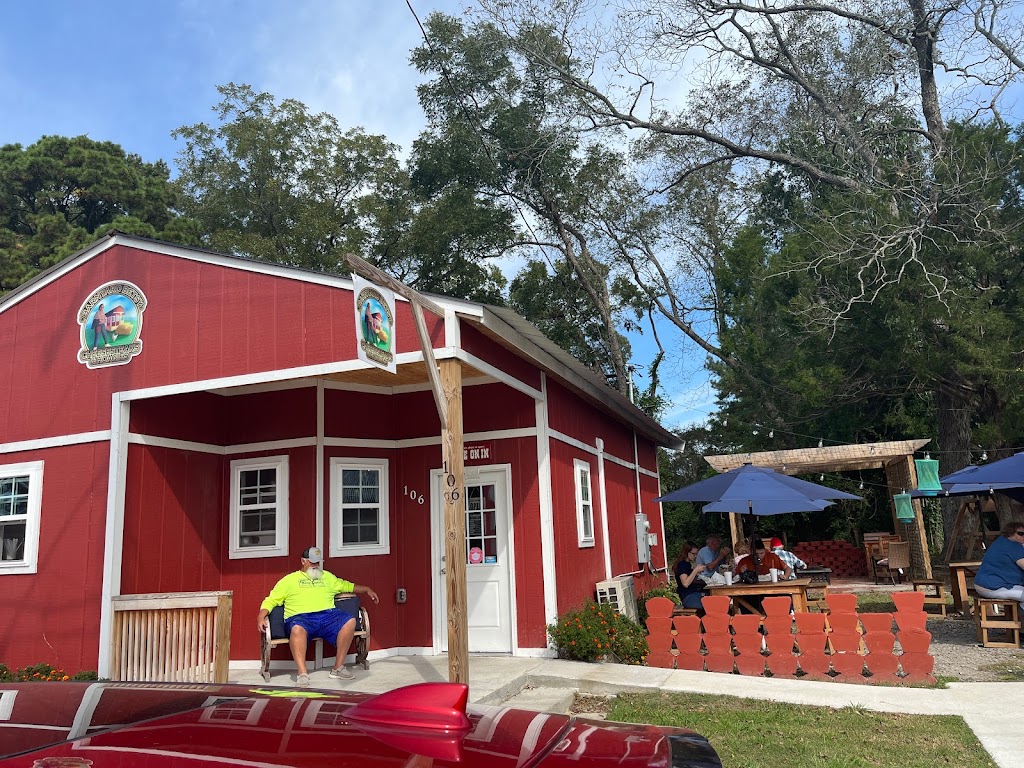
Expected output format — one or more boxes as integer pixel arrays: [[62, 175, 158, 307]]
[[441, 359, 468, 682], [343, 253, 468, 683]]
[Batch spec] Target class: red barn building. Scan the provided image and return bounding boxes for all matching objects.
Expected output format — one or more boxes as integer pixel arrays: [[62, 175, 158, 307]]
[[0, 233, 676, 676]]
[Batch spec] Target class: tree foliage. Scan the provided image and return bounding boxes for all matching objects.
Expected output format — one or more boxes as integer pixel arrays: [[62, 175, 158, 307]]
[[411, 14, 655, 392], [476, 0, 1024, 508], [0, 135, 197, 291], [174, 83, 509, 303]]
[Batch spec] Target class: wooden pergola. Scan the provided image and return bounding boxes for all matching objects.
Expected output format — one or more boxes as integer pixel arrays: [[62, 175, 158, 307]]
[[704, 439, 933, 579]]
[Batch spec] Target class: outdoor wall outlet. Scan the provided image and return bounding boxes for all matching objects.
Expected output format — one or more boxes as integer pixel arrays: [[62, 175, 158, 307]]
[[396, 588, 407, 604]]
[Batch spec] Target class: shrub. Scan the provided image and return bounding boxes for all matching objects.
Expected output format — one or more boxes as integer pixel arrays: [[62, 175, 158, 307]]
[[636, 584, 680, 625], [548, 601, 649, 665], [0, 663, 97, 682]]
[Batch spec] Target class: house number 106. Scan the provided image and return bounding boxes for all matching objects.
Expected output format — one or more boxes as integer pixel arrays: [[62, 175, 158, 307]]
[[403, 486, 425, 504]]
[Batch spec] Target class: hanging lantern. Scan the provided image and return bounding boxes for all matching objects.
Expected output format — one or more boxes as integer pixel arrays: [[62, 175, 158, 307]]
[[914, 458, 942, 493], [894, 492, 915, 521]]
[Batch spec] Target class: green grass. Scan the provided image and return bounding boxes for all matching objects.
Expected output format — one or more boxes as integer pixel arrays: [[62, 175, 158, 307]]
[[979, 653, 1024, 681], [607, 691, 996, 768]]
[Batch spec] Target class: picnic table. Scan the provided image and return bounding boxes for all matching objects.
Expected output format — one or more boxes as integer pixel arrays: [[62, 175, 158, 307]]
[[707, 577, 813, 615]]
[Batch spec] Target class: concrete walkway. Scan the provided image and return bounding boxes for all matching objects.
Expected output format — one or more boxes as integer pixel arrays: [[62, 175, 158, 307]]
[[230, 656, 1022, 768]]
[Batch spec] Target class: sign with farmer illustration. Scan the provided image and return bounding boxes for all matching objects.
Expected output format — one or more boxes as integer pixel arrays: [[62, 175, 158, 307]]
[[77, 281, 147, 369], [353, 274, 396, 374]]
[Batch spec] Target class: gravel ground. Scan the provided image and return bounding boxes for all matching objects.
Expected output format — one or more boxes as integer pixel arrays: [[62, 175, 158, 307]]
[[928, 613, 1024, 682]]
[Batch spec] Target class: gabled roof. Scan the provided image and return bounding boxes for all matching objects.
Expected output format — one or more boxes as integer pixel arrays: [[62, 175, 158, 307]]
[[0, 232, 678, 446]]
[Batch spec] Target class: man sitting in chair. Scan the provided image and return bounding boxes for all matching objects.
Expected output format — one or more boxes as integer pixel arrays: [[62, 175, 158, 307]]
[[257, 546, 379, 686]]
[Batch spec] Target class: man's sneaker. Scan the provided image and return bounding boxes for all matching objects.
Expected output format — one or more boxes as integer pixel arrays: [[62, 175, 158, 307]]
[[329, 666, 354, 680], [296, 674, 310, 687]]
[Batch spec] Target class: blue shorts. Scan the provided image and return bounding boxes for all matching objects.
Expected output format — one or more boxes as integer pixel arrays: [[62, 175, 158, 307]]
[[285, 607, 355, 642]]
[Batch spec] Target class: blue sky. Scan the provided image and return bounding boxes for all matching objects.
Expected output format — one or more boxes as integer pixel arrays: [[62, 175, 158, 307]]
[[0, 0, 716, 428]]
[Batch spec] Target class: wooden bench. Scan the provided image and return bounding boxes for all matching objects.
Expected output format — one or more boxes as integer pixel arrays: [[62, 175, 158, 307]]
[[912, 579, 947, 618], [671, 605, 698, 617], [260, 593, 371, 682], [975, 599, 1020, 648]]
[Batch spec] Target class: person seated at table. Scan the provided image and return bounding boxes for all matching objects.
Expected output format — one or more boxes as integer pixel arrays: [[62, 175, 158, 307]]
[[974, 521, 1024, 612], [672, 542, 707, 611], [770, 536, 806, 579], [735, 539, 794, 581], [732, 540, 749, 568], [696, 534, 731, 585]]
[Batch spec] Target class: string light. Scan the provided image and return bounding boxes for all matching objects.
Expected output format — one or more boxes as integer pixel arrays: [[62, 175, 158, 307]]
[[768, 430, 774, 438], [980, 451, 988, 462], [818, 439, 823, 448]]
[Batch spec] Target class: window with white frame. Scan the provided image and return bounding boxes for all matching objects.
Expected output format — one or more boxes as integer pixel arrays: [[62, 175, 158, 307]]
[[0, 461, 43, 575], [229, 456, 289, 560], [329, 458, 389, 557], [574, 458, 595, 547]]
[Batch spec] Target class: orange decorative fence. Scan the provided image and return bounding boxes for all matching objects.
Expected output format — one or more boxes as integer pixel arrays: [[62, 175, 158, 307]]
[[644, 592, 934, 684]]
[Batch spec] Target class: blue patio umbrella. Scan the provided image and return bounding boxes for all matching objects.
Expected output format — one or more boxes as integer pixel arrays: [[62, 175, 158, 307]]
[[655, 464, 861, 569], [654, 463, 861, 508], [940, 453, 1024, 485]]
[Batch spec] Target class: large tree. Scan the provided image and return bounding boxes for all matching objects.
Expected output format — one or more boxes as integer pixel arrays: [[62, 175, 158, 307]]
[[411, 14, 653, 392], [0, 135, 197, 291], [475, 1, 1024, 482], [174, 83, 509, 303]]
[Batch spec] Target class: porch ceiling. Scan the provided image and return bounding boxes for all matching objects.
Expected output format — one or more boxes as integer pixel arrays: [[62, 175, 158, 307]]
[[704, 439, 932, 475]]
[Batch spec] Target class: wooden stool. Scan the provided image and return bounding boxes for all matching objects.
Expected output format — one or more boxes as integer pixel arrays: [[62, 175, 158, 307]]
[[975, 599, 1021, 648], [912, 579, 947, 618]]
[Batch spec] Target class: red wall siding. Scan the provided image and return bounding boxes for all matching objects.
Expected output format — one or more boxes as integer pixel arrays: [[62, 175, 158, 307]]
[[499, 438, 546, 648], [0, 444, 108, 673], [546, 380, 635, 460], [319, 446, 401, 653], [129, 392, 226, 443], [223, 388, 317, 444], [121, 445, 223, 595], [463, 382, 535, 432], [548, 442, 608, 613], [459, 324, 542, 391]]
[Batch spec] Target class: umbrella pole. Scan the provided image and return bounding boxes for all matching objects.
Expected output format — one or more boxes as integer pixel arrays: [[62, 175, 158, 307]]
[[749, 505, 759, 572]]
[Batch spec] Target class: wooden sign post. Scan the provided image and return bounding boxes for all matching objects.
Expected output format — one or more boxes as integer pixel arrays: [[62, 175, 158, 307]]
[[440, 359, 468, 681], [343, 254, 468, 683]]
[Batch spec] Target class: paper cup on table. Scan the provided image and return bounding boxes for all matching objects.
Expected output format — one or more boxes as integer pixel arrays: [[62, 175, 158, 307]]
[[723, 571, 733, 585], [770, 568, 779, 582]]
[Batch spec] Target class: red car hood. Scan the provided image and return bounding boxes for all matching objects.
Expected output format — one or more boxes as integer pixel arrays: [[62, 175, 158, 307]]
[[0, 681, 720, 768]]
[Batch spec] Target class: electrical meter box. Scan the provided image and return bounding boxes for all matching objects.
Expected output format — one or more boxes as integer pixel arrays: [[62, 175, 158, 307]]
[[635, 513, 651, 564]]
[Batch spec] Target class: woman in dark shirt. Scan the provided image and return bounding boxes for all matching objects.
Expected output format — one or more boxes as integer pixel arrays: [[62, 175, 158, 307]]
[[673, 542, 707, 610]]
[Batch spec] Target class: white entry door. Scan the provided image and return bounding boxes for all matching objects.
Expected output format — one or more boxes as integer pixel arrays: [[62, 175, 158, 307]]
[[431, 465, 514, 653]]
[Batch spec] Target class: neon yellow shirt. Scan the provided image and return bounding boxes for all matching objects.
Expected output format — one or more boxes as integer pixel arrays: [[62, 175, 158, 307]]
[[260, 570, 355, 620]]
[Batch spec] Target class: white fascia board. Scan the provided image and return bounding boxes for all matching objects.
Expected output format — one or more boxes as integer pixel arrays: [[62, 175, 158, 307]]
[[0, 431, 111, 455]]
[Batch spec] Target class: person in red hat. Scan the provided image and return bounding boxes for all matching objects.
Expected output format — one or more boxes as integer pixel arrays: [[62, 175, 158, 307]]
[[769, 536, 806, 579]]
